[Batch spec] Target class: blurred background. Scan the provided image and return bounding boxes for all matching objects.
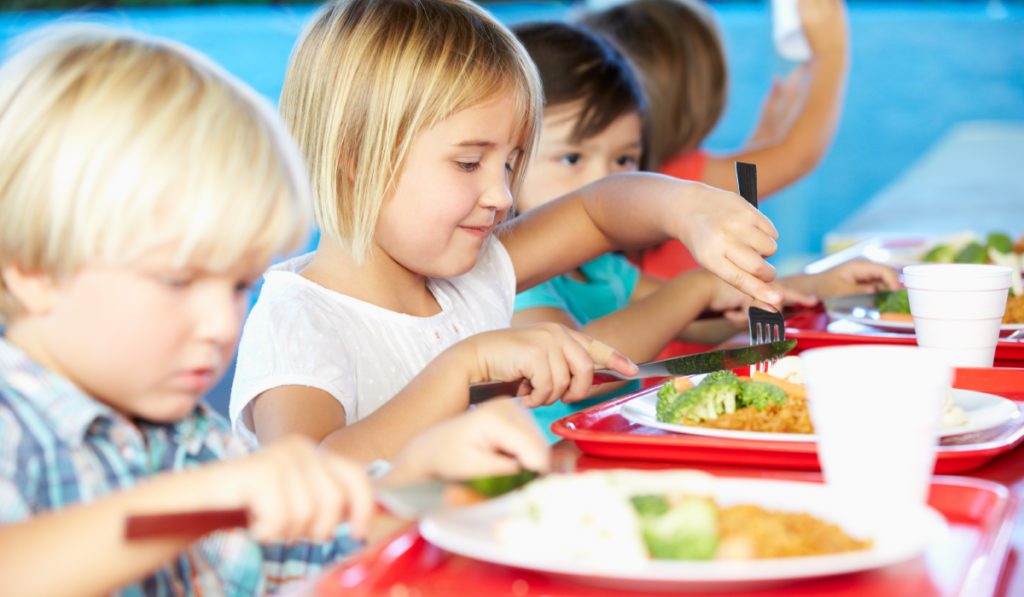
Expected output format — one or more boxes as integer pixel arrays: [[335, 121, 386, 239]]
[[2, 0, 1021, 270], [1, 1, 1022, 413]]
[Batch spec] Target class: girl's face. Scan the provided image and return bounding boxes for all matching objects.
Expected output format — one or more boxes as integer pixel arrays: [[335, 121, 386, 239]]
[[518, 101, 642, 213], [374, 92, 522, 278], [24, 243, 265, 422]]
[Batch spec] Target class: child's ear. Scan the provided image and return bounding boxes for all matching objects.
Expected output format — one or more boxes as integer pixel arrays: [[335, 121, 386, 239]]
[[0, 265, 59, 316]]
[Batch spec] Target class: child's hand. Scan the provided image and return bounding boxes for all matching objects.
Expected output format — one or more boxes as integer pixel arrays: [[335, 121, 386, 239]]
[[706, 274, 818, 325], [749, 65, 809, 146], [803, 259, 900, 298], [208, 437, 374, 542], [464, 323, 637, 407], [674, 184, 782, 308], [387, 399, 550, 486], [799, 0, 849, 58]]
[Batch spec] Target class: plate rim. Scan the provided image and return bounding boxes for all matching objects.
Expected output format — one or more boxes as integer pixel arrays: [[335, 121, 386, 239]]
[[419, 476, 948, 585], [620, 387, 1021, 443]]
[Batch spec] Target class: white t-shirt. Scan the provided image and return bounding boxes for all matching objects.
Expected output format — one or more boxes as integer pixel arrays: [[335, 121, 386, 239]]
[[229, 236, 516, 443]]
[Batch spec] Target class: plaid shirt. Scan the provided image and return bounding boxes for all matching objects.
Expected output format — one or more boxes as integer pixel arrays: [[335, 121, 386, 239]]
[[0, 339, 360, 595]]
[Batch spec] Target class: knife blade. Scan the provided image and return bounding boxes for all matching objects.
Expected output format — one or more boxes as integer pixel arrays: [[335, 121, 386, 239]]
[[468, 339, 796, 404]]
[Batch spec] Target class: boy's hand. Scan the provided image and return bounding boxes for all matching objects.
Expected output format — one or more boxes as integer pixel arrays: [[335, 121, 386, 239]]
[[465, 323, 637, 407], [674, 184, 782, 308], [386, 400, 550, 486], [209, 437, 374, 543], [800, 0, 849, 58], [804, 259, 900, 297]]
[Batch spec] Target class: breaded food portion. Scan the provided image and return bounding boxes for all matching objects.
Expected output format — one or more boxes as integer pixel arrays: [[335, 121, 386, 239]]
[[684, 393, 813, 434], [718, 504, 872, 558], [1003, 294, 1024, 324]]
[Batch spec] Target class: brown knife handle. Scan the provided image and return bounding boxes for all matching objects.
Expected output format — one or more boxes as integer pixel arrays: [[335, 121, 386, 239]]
[[125, 508, 250, 540], [468, 370, 623, 405]]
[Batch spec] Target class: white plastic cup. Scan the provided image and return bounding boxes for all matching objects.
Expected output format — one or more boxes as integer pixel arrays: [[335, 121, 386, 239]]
[[903, 264, 1012, 368], [803, 345, 952, 531], [771, 0, 811, 62]]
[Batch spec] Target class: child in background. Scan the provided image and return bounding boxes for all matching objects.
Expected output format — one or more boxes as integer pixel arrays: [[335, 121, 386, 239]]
[[231, 0, 783, 462], [510, 22, 896, 433], [0, 26, 550, 595], [582, 0, 850, 279]]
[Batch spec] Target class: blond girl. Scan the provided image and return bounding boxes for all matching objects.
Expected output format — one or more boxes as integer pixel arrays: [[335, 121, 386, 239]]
[[231, 0, 782, 461]]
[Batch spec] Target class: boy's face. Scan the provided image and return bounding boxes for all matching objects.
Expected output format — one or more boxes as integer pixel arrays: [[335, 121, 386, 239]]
[[519, 101, 642, 213], [19, 243, 265, 422], [374, 91, 521, 278]]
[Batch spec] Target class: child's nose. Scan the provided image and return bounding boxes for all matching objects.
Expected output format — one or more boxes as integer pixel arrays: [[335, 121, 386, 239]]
[[196, 293, 243, 347], [480, 177, 514, 212]]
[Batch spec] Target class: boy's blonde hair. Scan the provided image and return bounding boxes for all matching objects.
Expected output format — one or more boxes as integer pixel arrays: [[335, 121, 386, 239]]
[[281, 0, 542, 262], [581, 0, 727, 169], [0, 25, 310, 323]]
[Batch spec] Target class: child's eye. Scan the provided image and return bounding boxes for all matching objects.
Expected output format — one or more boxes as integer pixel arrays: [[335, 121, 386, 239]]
[[616, 155, 640, 169], [505, 161, 514, 174], [234, 279, 256, 295], [456, 161, 481, 173], [559, 153, 582, 166], [160, 275, 194, 289]]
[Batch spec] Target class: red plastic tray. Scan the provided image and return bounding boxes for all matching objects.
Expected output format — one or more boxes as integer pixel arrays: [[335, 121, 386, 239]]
[[551, 369, 1024, 474], [312, 476, 1017, 597], [785, 310, 1024, 366]]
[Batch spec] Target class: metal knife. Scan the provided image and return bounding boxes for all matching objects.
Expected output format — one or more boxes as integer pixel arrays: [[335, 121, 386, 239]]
[[468, 339, 796, 404]]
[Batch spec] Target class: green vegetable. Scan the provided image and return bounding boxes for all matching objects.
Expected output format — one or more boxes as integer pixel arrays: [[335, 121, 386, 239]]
[[657, 373, 742, 424], [466, 470, 538, 497], [875, 289, 910, 314], [987, 232, 1014, 254], [954, 241, 988, 264], [630, 495, 669, 517], [737, 381, 787, 410], [634, 496, 718, 560], [922, 244, 957, 263]]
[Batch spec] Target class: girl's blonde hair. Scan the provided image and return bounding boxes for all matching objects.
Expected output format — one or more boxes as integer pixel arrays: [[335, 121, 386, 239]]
[[581, 0, 727, 169], [281, 0, 542, 262], [0, 25, 310, 323]]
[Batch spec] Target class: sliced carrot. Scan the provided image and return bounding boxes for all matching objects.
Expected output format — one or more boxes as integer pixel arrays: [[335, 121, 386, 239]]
[[878, 312, 914, 322], [673, 377, 695, 392], [750, 371, 807, 400]]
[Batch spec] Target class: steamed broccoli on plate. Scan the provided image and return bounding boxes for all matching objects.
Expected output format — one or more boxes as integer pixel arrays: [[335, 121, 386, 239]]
[[630, 495, 718, 560], [921, 231, 1020, 264], [874, 289, 911, 314], [656, 371, 786, 425]]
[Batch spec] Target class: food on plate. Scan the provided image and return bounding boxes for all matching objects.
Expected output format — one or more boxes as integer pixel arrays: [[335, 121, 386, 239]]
[[921, 231, 1021, 265], [875, 288, 1024, 325], [656, 356, 968, 433], [656, 360, 812, 434], [495, 471, 871, 563]]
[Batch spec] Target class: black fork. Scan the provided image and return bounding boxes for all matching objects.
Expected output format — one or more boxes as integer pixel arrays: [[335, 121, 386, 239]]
[[736, 162, 786, 371]]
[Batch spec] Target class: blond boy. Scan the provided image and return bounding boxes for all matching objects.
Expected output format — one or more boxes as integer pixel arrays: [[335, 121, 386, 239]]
[[0, 26, 548, 595]]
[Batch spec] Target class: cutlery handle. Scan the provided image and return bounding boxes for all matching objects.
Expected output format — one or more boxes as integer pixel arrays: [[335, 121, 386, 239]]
[[735, 161, 758, 208], [125, 508, 249, 540], [468, 369, 624, 405]]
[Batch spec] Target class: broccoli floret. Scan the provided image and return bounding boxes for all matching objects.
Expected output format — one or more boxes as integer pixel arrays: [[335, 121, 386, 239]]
[[637, 496, 718, 560], [656, 381, 683, 422], [700, 370, 740, 387], [466, 470, 538, 497], [987, 232, 1014, 255], [661, 382, 740, 424], [630, 495, 669, 517], [737, 381, 787, 410], [922, 244, 957, 263], [875, 289, 910, 314], [955, 241, 988, 264]]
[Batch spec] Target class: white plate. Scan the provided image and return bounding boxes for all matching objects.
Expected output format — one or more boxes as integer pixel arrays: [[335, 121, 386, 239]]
[[420, 475, 948, 591], [621, 387, 1020, 443], [824, 293, 1024, 334]]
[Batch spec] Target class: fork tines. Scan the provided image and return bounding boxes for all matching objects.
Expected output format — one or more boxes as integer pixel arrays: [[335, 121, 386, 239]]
[[748, 306, 786, 372]]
